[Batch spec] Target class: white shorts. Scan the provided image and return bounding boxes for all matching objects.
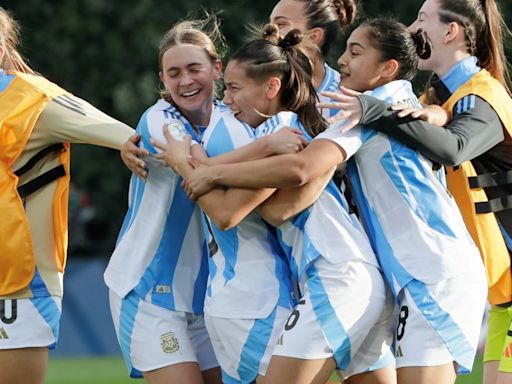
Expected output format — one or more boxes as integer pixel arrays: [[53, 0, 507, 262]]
[[204, 305, 291, 383], [273, 259, 395, 378], [394, 274, 487, 374], [0, 296, 61, 350], [109, 290, 218, 378]]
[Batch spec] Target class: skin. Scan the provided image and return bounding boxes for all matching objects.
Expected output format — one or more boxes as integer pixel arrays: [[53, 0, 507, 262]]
[[269, 0, 327, 88]]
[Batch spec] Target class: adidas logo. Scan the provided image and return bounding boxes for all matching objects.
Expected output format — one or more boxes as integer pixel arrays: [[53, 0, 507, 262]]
[[0, 328, 9, 339], [396, 345, 404, 358], [277, 335, 284, 346]]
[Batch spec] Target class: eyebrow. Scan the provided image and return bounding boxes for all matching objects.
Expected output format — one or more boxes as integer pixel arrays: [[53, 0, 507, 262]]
[[348, 42, 365, 50], [271, 16, 291, 22], [166, 63, 203, 72]]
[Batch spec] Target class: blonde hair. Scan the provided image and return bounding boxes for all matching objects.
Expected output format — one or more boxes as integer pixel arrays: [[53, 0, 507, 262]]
[[0, 7, 35, 74], [158, 13, 226, 102]]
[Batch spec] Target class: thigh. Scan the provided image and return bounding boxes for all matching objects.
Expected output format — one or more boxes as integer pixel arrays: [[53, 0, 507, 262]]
[[265, 355, 336, 384], [110, 290, 202, 378], [186, 313, 219, 373], [0, 347, 48, 384], [0, 297, 61, 350]]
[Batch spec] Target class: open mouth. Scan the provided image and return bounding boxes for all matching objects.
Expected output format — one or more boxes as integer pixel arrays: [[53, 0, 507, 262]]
[[181, 89, 200, 98]]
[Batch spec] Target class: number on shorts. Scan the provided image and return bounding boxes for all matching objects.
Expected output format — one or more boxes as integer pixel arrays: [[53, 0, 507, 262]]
[[396, 305, 409, 341], [284, 299, 305, 331], [0, 299, 17, 325]]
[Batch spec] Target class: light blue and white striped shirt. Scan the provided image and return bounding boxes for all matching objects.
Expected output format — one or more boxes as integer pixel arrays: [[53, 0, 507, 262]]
[[318, 80, 481, 294], [201, 106, 295, 319], [105, 99, 209, 314]]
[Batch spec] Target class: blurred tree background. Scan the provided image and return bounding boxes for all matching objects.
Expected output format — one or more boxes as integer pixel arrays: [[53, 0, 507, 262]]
[[2, 0, 510, 256]]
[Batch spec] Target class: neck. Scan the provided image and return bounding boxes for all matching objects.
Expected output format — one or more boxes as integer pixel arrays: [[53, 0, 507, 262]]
[[312, 56, 326, 89], [434, 48, 471, 79], [184, 101, 213, 128]]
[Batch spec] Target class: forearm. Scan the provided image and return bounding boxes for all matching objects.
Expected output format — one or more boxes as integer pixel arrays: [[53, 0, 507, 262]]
[[204, 136, 273, 166], [359, 95, 504, 166], [257, 167, 335, 227], [197, 187, 275, 230]]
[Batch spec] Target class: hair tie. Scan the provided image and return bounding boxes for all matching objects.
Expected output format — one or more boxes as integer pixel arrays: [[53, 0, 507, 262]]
[[278, 39, 293, 51]]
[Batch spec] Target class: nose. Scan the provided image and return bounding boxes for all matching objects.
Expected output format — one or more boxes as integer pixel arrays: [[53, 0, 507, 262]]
[[180, 70, 194, 86], [407, 20, 418, 33], [222, 90, 232, 105], [337, 51, 348, 69]]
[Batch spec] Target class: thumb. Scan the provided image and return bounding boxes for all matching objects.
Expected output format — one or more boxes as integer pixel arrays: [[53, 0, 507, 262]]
[[338, 85, 361, 96]]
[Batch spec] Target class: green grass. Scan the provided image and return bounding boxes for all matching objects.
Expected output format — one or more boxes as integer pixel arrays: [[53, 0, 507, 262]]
[[46, 355, 483, 383]]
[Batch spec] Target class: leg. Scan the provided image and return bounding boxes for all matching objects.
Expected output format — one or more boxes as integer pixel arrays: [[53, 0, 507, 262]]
[[397, 363, 456, 384], [201, 366, 222, 384], [143, 362, 204, 384], [345, 366, 397, 384], [484, 361, 500, 384], [264, 355, 336, 384], [0, 347, 48, 384], [497, 372, 512, 384]]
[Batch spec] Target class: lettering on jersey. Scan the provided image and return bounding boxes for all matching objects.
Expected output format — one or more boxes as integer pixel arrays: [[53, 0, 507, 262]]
[[396, 345, 404, 358], [0, 300, 17, 325], [393, 98, 421, 109], [0, 327, 8, 339], [160, 332, 180, 353], [277, 334, 284, 346], [155, 285, 171, 294]]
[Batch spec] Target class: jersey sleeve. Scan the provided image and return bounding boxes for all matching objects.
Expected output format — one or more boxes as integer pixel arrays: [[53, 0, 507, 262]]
[[316, 124, 362, 160], [358, 94, 504, 166], [37, 94, 134, 150]]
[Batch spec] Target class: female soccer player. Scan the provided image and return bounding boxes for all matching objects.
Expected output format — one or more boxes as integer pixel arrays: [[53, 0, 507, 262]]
[[156, 25, 395, 384], [322, 2, 512, 383], [0, 7, 134, 384], [181, 19, 488, 384], [104, 17, 224, 384]]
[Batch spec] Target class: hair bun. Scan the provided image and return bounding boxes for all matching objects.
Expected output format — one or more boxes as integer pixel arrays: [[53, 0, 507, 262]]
[[262, 23, 280, 44], [279, 28, 304, 51], [333, 0, 357, 26], [411, 29, 431, 60]]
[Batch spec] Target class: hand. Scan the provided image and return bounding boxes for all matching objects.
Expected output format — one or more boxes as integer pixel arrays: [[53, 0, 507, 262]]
[[391, 103, 449, 127], [267, 128, 309, 155], [152, 123, 192, 174], [317, 86, 363, 132], [182, 164, 217, 201], [121, 134, 150, 180]]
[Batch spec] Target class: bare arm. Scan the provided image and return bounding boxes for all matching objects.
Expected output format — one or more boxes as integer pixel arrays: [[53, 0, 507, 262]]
[[197, 128, 309, 166], [153, 129, 275, 231], [256, 167, 336, 227], [183, 139, 346, 199]]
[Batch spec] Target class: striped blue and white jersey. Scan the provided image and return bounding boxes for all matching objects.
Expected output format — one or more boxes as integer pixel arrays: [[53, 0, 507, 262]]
[[255, 112, 379, 281], [105, 99, 209, 315], [317, 63, 341, 119], [200, 106, 295, 319], [318, 80, 481, 293]]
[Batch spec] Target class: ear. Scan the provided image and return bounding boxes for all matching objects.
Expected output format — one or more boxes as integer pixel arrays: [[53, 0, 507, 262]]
[[266, 77, 282, 99], [307, 27, 325, 47], [443, 21, 460, 44], [212, 59, 222, 81], [159, 71, 164, 83], [380, 59, 400, 81]]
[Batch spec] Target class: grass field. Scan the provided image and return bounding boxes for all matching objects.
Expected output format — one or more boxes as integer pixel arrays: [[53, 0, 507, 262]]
[[45, 355, 484, 383]]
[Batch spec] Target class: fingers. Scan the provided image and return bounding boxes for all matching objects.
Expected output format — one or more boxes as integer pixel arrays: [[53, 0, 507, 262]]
[[129, 133, 142, 144], [338, 85, 361, 96], [151, 138, 166, 151]]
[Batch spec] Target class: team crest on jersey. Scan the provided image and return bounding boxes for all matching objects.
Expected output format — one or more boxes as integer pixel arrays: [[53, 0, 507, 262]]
[[160, 332, 179, 353], [166, 119, 187, 141]]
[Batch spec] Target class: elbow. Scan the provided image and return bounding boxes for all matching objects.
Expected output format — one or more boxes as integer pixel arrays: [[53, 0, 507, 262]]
[[287, 160, 313, 187], [211, 212, 240, 231], [260, 210, 286, 228]]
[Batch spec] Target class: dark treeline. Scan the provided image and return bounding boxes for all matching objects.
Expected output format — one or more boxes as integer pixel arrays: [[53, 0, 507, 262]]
[[3, 0, 511, 255]]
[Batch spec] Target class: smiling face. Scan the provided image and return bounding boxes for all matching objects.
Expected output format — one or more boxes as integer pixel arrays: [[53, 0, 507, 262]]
[[337, 25, 389, 92], [408, 0, 450, 72], [160, 44, 221, 125], [222, 60, 280, 128]]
